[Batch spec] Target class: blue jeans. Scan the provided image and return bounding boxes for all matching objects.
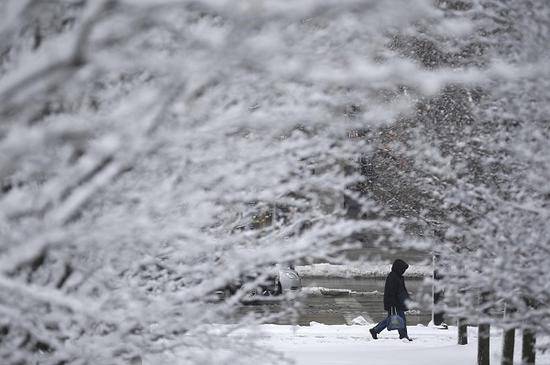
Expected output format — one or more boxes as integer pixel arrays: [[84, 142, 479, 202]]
[[372, 309, 408, 338]]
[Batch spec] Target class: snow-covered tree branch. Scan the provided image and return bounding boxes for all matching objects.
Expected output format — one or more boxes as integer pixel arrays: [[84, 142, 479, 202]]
[[2, 0, 536, 363]]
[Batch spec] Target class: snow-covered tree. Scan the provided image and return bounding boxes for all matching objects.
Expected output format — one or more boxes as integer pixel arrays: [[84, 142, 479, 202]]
[[399, 0, 550, 360], [0, 1, 485, 364]]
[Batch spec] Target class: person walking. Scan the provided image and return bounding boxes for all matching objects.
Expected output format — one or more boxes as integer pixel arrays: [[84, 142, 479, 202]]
[[369, 259, 413, 341]]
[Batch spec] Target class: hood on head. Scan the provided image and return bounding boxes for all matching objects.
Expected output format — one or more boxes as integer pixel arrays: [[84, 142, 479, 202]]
[[391, 259, 409, 276]]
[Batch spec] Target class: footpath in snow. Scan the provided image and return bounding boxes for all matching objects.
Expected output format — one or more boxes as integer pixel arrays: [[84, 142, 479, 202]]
[[229, 322, 550, 365]]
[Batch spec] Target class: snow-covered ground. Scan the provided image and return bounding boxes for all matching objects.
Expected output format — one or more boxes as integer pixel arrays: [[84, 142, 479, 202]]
[[148, 321, 549, 364], [225, 322, 550, 365], [296, 263, 431, 278]]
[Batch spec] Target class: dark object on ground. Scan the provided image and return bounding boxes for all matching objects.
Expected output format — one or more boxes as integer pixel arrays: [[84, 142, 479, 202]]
[[477, 323, 490, 365], [522, 329, 536, 365], [369, 328, 378, 340], [433, 255, 445, 326], [458, 318, 468, 345], [502, 328, 515, 365], [215, 266, 301, 302]]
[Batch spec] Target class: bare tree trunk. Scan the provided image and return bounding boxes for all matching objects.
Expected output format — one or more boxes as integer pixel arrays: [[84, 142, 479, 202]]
[[433, 254, 445, 325], [501, 328, 515, 365], [458, 317, 468, 345], [522, 329, 536, 365], [478, 323, 490, 365], [477, 291, 491, 365]]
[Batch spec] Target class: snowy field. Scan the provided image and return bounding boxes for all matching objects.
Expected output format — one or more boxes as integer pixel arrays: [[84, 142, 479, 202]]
[[223, 323, 549, 365]]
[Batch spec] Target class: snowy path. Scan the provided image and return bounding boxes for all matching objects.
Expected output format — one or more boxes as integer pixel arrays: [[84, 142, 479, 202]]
[[148, 323, 549, 364], [233, 323, 550, 365]]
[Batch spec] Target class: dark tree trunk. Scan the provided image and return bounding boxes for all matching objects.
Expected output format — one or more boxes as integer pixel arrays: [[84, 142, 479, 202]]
[[501, 328, 515, 365], [433, 263, 445, 325], [458, 317, 468, 345], [477, 323, 490, 365], [522, 329, 536, 365]]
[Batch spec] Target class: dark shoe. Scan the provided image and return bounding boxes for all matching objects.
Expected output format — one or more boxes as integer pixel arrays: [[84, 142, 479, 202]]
[[400, 336, 413, 342], [369, 328, 378, 340]]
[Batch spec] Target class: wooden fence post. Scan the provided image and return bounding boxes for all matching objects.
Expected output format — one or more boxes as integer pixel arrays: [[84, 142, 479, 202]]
[[477, 291, 490, 365], [458, 317, 468, 345], [501, 328, 515, 365], [477, 322, 490, 365], [522, 329, 536, 365]]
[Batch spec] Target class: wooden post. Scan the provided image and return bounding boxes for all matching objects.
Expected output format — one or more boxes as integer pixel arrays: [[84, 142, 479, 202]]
[[477, 291, 491, 365], [501, 304, 516, 365], [458, 317, 468, 345], [501, 328, 515, 365], [477, 322, 490, 365], [433, 256, 445, 326], [522, 329, 536, 365]]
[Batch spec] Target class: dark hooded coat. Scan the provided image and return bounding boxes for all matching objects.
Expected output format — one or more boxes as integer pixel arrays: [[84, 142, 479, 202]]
[[383, 259, 410, 311]]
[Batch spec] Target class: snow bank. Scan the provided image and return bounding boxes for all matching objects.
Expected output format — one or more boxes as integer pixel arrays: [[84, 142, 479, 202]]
[[301, 286, 380, 296], [296, 263, 431, 278]]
